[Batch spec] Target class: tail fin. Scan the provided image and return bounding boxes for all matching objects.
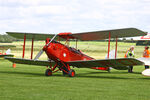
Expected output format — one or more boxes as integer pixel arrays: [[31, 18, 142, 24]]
[[105, 49, 116, 59], [105, 49, 116, 70]]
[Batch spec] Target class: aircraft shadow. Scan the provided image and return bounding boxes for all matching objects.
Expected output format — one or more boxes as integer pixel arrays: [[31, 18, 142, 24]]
[[77, 71, 141, 75], [0, 70, 149, 80], [76, 71, 150, 80], [76, 72, 128, 79], [0, 70, 65, 77], [0, 71, 44, 76]]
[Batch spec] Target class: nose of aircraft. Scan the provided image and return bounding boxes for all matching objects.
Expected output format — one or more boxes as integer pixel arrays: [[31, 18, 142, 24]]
[[34, 34, 57, 60]]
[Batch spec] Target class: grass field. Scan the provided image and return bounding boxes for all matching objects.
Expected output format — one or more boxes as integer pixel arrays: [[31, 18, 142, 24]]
[[0, 41, 150, 100]]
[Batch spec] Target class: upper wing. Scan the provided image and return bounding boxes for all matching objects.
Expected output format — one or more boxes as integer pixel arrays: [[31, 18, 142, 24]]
[[0, 45, 16, 48], [67, 58, 144, 70], [6, 32, 56, 40], [5, 57, 55, 66], [71, 28, 146, 41], [6, 28, 146, 41], [5, 57, 144, 70]]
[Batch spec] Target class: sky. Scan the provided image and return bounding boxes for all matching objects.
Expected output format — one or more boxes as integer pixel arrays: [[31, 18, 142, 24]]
[[0, 0, 150, 34]]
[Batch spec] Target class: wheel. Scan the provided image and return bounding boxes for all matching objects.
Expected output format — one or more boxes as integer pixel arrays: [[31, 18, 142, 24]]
[[68, 69, 75, 77], [45, 69, 52, 76]]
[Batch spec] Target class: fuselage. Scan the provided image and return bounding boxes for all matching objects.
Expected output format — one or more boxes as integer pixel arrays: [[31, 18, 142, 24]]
[[43, 41, 94, 62]]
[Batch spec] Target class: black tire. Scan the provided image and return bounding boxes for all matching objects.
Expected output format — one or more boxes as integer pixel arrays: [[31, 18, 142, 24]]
[[68, 69, 75, 77], [45, 69, 52, 76]]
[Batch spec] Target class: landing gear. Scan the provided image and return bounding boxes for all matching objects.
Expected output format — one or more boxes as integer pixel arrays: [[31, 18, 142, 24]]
[[45, 62, 75, 77], [62, 69, 75, 77], [62, 66, 69, 76], [61, 65, 75, 77], [68, 69, 75, 77], [45, 69, 52, 76]]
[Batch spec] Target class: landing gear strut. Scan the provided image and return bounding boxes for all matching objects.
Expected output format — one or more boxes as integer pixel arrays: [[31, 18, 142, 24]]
[[62, 66, 69, 76], [60, 63, 75, 77], [45, 62, 76, 77]]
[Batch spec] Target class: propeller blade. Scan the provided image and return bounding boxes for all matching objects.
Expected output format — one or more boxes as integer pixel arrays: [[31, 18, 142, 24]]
[[46, 34, 57, 46], [33, 34, 57, 60]]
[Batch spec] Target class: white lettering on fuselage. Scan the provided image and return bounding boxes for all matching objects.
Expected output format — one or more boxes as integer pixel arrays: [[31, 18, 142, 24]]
[[63, 53, 66, 57]]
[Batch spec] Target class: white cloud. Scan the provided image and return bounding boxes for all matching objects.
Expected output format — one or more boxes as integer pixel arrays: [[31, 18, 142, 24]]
[[0, 0, 150, 34]]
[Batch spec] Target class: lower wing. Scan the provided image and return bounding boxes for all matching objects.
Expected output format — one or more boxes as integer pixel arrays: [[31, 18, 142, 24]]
[[0, 54, 14, 58], [5, 57, 143, 70], [67, 58, 144, 70], [5, 57, 55, 66]]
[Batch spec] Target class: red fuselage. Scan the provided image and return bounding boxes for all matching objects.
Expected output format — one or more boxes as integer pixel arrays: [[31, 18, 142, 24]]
[[43, 41, 94, 62]]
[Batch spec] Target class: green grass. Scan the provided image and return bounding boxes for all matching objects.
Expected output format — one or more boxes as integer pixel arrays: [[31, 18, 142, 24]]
[[0, 41, 150, 100], [1, 60, 150, 100]]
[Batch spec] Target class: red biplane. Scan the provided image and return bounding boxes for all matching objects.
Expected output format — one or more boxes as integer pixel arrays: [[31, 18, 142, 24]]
[[5, 28, 146, 77]]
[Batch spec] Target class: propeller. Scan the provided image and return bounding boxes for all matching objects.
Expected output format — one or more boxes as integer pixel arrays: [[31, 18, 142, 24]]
[[34, 34, 57, 61]]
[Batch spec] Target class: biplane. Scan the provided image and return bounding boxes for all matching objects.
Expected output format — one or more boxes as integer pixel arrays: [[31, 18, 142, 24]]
[[5, 28, 146, 77], [0, 45, 14, 58]]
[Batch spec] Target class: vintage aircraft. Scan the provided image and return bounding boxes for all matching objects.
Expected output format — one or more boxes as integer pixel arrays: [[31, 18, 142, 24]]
[[125, 33, 150, 41], [125, 33, 150, 46], [5, 28, 146, 77], [0, 45, 14, 58]]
